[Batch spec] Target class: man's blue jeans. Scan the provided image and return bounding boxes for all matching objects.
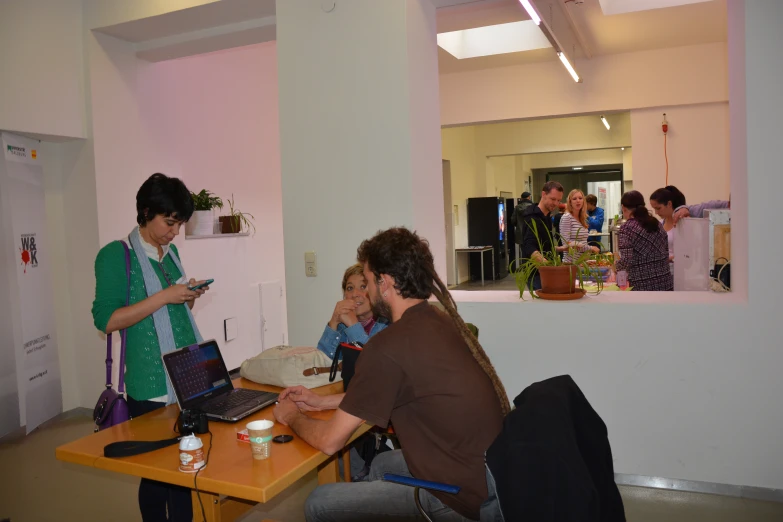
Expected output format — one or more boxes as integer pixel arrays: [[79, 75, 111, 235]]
[[305, 450, 499, 522], [527, 271, 542, 292]]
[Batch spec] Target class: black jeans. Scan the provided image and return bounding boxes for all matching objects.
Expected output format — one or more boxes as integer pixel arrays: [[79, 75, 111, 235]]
[[127, 396, 193, 522]]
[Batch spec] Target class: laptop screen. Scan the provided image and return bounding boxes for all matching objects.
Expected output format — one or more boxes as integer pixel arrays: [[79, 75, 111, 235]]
[[165, 341, 231, 403]]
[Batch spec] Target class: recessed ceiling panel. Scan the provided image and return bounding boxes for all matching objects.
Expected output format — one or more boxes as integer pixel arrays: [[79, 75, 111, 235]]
[[437, 20, 551, 59]]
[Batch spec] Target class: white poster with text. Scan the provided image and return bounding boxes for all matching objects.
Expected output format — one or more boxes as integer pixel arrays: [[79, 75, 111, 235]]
[[0, 133, 62, 433]]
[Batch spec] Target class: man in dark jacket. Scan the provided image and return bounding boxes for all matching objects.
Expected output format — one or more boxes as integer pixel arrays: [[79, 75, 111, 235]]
[[510, 192, 534, 268], [520, 181, 564, 290], [511, 192, 533, 243]]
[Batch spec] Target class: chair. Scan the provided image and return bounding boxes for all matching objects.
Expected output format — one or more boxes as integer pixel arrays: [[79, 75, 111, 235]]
[[382, 467, 503, 522], [382, 474, 463, 522], [383, 375, 626, 522]]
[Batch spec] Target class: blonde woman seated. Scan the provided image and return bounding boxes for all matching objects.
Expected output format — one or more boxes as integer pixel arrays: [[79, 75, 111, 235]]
[[560, 189, 600, 263], [316, 263, 388, 360]]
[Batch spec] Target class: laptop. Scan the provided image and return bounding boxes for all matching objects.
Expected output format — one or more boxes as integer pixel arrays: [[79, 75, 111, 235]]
[[162, 340, 278, 422]]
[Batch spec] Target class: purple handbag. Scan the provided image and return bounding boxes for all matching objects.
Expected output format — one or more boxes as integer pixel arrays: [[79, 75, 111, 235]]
[[93, 241, 131, 432]]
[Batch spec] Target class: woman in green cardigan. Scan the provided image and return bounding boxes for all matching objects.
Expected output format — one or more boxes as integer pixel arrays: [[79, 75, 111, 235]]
[[92, 173, 210, 522]]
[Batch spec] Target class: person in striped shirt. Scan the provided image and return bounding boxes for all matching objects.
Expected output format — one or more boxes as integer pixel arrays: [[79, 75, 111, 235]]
[[560, 189, 600, 263]]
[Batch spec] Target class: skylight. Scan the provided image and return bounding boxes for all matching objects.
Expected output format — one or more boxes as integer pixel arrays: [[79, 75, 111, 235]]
[[599, 0, 713, 16], [437, 21, 552, 60]]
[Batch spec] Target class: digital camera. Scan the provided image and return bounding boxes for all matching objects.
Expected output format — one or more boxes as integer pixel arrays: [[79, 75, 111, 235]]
[[177, 409, 209, 435]]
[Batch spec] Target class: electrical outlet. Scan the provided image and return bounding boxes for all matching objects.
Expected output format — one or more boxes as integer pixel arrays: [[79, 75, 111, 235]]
[[224, 317, 238, 341], [305, 251, 317, 277]]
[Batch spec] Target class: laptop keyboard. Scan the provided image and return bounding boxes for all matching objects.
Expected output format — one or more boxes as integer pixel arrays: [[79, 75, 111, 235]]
[[201, 389, 276, 415]]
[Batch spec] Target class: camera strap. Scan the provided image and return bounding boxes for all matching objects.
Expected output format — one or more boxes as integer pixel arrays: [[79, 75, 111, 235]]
[[104, 436, 181, 458]]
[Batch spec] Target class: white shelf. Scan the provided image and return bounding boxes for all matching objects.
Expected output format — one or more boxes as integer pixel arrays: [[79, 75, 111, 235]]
[[185, 232, 250, 240]]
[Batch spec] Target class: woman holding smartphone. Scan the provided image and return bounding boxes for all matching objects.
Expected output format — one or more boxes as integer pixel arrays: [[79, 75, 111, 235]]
[[92, 173, 210, 521]]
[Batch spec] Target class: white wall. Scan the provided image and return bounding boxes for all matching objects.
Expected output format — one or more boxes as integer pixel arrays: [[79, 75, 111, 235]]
[[443, 104, 728, 224], [486, 156, 517, 197], [474, 113, 632, 157], [0, 0, 100, 416], [83, 0, 217, 29], [623, 148, 633, 182], [442, 126, 480, 281], [87, 36, 287, 373], [277, 0, 445, 343], [526, 148, 624, 170], [145, 43, 288, 367], [447, 1, 783, 491], [0, 0, 86, 139], [440, 42, 728, 126], [631, 103, 730, 205]]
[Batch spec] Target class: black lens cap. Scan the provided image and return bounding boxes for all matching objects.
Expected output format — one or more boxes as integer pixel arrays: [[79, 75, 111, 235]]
[[272, 434, 294, 443]]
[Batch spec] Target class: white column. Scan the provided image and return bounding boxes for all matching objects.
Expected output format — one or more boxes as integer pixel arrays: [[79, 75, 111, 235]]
[[276, 0, 444, 344], [740, 0, 783, 302]]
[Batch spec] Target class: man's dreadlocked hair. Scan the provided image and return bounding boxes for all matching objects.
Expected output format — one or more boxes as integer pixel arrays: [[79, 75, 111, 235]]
[[357, 227, 510, 416]]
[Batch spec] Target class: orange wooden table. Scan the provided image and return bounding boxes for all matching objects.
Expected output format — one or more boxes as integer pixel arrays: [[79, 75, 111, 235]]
[[56, 379, 366, 522]]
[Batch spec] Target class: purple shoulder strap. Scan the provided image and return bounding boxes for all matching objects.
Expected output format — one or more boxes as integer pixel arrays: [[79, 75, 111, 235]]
[[105, 241, 131, 391]]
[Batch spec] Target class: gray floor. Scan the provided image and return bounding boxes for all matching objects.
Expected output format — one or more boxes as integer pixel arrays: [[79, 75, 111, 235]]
[[2, 411, 782, 522]]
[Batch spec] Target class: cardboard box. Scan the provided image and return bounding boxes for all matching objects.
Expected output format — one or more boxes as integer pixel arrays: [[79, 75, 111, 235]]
[[236, 429, 249, 443]]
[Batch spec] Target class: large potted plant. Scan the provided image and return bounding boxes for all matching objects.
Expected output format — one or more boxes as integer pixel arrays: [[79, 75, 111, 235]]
[[510, 220, 604, 300], [186, 190, 223, 236], [219, 194, 256, 235]]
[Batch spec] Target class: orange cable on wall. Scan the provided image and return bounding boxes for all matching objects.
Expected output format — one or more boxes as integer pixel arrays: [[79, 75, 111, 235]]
[[662, 113, 669, 185], [664, 133, 669, 186]]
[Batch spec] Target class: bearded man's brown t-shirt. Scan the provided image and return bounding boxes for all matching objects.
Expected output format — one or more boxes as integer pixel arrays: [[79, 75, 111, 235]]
[[340, 302, 504, 520]]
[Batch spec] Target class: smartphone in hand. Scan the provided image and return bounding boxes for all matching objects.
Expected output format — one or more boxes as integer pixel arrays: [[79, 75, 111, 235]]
[[188, 279, 214, 291]]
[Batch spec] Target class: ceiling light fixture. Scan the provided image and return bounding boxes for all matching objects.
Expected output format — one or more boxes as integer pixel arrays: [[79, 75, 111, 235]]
[[600, 115, 611, 130], [621, 147, 625, 151], [557, 51, 581, 83], [573, 167, 583, 170], [518, 0, 541, 25], [535, 9, 582, 83]]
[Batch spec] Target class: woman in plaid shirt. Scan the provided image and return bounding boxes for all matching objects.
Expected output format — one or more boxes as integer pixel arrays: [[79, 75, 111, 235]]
[[616, 191, 674, 291]]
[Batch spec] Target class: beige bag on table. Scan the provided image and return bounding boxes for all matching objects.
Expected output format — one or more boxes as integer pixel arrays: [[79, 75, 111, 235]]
[[239, 346, 342, 389]]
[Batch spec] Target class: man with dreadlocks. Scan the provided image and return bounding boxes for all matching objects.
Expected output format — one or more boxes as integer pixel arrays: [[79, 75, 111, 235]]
[[274, 227, 509, 522]]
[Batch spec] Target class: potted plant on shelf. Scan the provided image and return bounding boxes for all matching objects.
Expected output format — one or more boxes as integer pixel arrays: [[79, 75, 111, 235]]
[[186, 189, 223, 236], [509, 221, 604, 300], [219, 194, 256, 235]]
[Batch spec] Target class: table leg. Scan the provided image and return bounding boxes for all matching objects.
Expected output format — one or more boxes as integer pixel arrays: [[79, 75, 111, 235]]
[[192, 490, 220, 522], [318, 454, 340, 484], [455, 251, 459, 288], [492, 247, 496, 282], [341, 449, 352, 482], [192, 492, 256, 522], [480, 251, 485, 286]]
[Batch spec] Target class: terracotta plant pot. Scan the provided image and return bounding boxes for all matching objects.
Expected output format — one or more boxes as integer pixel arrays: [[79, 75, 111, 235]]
[[539, 265, 577, 294], [219, 216, 242, 234]]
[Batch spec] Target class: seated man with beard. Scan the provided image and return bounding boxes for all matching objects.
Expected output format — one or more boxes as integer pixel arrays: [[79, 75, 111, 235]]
[[274, 227, 509, 522]]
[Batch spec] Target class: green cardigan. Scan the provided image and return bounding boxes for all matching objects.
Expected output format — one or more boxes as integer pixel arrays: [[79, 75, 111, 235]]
[[92, 241, 198, 401]]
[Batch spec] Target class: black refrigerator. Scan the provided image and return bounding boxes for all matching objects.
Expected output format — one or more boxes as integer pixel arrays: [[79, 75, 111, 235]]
[[467, 197, 509, 281]]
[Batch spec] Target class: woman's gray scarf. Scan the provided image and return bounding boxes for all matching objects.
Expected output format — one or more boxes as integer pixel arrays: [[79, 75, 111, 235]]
[[129, 227, 203, 404]]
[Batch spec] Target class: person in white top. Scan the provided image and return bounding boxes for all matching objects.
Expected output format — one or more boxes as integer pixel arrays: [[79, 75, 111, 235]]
[[560, 189, 599, 263], [649, 186, 686, 265]]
